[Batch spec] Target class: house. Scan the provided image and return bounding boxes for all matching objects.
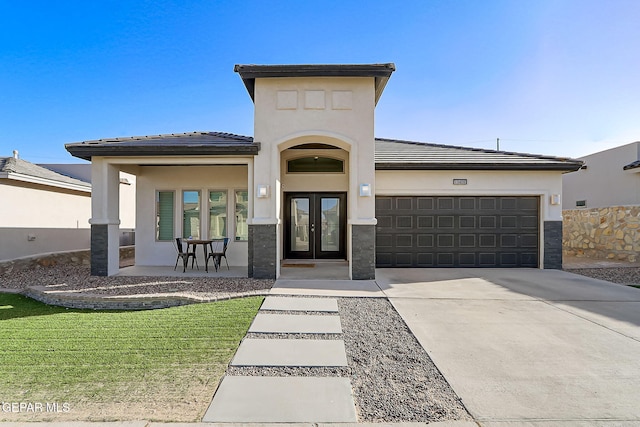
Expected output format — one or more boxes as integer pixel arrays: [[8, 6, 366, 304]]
[[0, 152, 137, 262], [562, 142, 640, 262], [65, 63, 582, 279], [0, 152, 91, 260]]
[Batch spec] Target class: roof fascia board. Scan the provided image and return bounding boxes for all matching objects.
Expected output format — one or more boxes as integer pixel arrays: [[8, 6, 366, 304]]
[[1, 171, 91, 193], [65, 144, 261, 161], [96, 156, 255, 166], [375, 163, 583, 172]]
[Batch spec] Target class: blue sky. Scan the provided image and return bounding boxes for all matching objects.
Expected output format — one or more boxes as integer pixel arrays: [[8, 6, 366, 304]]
[[1, 0, 639, 163]]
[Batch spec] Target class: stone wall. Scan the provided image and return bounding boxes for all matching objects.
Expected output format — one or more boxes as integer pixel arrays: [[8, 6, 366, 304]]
[[563, 205, 640, 262], [0, 246, 135, 276]]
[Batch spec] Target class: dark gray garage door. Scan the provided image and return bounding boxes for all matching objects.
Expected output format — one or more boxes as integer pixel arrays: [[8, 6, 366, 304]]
[[375, 196, 539, 268]]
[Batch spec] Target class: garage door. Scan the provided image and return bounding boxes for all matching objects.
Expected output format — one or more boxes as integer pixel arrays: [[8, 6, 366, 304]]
[[375, 196, 539, 268]]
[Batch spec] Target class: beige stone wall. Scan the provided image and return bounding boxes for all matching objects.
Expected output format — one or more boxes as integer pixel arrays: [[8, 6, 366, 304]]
[[563, 206, 640, 262]]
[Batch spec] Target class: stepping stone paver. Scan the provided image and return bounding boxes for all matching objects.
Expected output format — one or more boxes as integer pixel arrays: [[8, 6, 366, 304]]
[[231, 338, 348, 367], [203, 376, 357, 422], [249, 313, 342, 334], [261, 296, 339, 312]]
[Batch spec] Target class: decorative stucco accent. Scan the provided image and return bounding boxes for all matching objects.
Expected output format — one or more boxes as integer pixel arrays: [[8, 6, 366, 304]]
[[332, 91, 353, 110], [276, 90, 298, 110], [304, 90, 325, 110]]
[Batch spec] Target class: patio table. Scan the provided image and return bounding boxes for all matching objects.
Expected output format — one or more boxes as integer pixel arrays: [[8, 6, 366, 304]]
[[185, 238, 214, 264]]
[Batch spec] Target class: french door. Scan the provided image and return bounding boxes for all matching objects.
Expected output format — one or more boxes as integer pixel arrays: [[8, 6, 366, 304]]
[[284, 192, 346, 259]]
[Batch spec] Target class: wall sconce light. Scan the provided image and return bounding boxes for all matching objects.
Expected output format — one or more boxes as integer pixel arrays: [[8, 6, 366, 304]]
[[256, 184, 270, 198], [550, 194, 560, 205], [359, 183, 372, 197]]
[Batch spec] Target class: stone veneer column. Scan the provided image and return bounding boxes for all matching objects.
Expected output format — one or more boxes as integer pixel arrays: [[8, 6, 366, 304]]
[[249, 224, 277, 279], [544, 221, 563, 269], [90, 224, 109, 276], [351, 225, 375, 280]]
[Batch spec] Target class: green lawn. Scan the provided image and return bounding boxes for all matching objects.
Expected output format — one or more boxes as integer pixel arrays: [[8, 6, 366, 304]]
[[0, 294, 262, 421]]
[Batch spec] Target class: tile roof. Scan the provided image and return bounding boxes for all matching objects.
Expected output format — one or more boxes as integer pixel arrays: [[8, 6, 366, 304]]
[[64, 130, 583, 172], [374, 138, 583, 171], [623, 160, 640, 170], [0, 156, 91, 190], [66, 131, 260, 161]]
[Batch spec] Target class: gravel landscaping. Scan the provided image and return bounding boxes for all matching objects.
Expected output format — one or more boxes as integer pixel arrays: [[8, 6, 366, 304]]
[[564, 266, 640, 287], [230, 298, 472, 423], [0, 263, 274, 298]]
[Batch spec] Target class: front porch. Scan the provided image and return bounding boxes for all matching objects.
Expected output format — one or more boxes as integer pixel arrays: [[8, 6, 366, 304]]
[[116, 259, 349, 280]]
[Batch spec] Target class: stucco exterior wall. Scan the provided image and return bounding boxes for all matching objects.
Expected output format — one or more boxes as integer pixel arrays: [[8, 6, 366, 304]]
[[0, 181, 91, 260], [252, 77, 377, 277], [376, 169, 564, 221], [135, 165, 249, 267], [563, 205, 640, 262], [562, 142, 640, 209]]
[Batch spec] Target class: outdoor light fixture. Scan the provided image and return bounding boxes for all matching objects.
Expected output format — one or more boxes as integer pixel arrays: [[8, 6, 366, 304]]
[[359, 183, 372, 197], [256, 184, 270, 198], [550, 194, 560, 205]]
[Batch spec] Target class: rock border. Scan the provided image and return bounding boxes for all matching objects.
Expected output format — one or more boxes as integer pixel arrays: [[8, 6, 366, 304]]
[[3, 286, 268, 311]]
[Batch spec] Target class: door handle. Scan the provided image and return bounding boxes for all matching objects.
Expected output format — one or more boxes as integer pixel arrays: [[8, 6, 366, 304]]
[[310, 223, 315, 233]]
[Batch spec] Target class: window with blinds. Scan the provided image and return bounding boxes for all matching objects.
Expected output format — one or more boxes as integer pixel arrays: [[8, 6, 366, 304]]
[[156, 191, 175, 241]]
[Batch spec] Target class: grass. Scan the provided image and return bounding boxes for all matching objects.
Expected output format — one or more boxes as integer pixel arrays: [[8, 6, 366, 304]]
[[0, 294, 263, 421]]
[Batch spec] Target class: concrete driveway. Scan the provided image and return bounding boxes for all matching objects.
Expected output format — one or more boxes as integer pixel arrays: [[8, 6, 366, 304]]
[[376, 268, 640, 426]]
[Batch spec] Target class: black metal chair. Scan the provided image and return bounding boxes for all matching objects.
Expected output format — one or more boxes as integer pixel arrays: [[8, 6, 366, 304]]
[[206, 238, 230, 272], [174, 238, 198, 272]]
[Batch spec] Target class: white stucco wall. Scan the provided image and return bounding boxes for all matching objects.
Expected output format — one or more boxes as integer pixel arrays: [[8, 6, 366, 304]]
[[252, 77, 377, 273], [135, 165, 249, 267], [0, 181, 91, 260], [376, 169, 565, 221], [562, 142, 640, 209]]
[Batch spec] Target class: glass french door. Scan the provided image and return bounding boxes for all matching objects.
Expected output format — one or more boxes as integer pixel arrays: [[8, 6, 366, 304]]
[[285, 193, 346, 259]]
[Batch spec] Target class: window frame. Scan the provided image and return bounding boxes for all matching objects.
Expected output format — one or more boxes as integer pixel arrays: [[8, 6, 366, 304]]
[[234, 189, 249, 241], [155, 190, 175, 242], [182, 189, 201, 239], [208, 189, 228, 239]]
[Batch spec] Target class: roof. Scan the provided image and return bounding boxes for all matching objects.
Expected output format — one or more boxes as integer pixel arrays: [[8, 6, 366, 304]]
[[64, 130, 582, 172], [65, 131, 260, 161], [234, 63, 395, 105], [0, 156, 91, 192], [374, 138, 583, 171], [623, 160, 640, 170]]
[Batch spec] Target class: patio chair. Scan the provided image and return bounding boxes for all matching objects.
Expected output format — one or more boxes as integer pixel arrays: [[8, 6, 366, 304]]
[[174, 238, 198, 272], [206, 238, 230, 272]]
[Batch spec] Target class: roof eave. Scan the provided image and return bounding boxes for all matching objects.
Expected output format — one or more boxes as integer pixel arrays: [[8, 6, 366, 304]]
[[0, 171, 91, 192], [65, 143, 261, 161], [375, 162, 584, 172], [234, 63, 395, 104]]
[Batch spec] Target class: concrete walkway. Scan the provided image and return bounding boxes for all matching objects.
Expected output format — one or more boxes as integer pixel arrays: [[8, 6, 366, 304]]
[[203, 295, 357, 423], [377, 268, 640, 426]]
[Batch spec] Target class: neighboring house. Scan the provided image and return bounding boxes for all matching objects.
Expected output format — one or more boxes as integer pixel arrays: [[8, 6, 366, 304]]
[[65, 63, 582, 279], [0, 152, 92, 260], [40, 163, 137, 244], [562, 142, 640, 262]]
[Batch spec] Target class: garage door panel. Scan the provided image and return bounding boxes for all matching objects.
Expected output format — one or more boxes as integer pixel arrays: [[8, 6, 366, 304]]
[[437, 216, 455, 228], [376, 196, 539, 268], [417, 216, 434, 228]]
